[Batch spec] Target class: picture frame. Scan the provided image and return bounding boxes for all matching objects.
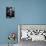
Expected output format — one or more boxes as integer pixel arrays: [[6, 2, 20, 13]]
[[6, 7, 15, 18]]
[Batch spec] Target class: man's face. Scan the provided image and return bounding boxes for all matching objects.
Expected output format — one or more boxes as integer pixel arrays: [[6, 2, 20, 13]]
[[8, 8, 13, 16]]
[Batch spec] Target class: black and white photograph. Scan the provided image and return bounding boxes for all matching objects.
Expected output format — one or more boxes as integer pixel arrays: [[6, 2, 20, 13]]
[[6, 7, 15, 18], [18, 25, 46, 46]]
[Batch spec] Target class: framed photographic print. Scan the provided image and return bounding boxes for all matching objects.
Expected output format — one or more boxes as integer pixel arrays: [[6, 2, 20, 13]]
[[6, 7, 15, 18]]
